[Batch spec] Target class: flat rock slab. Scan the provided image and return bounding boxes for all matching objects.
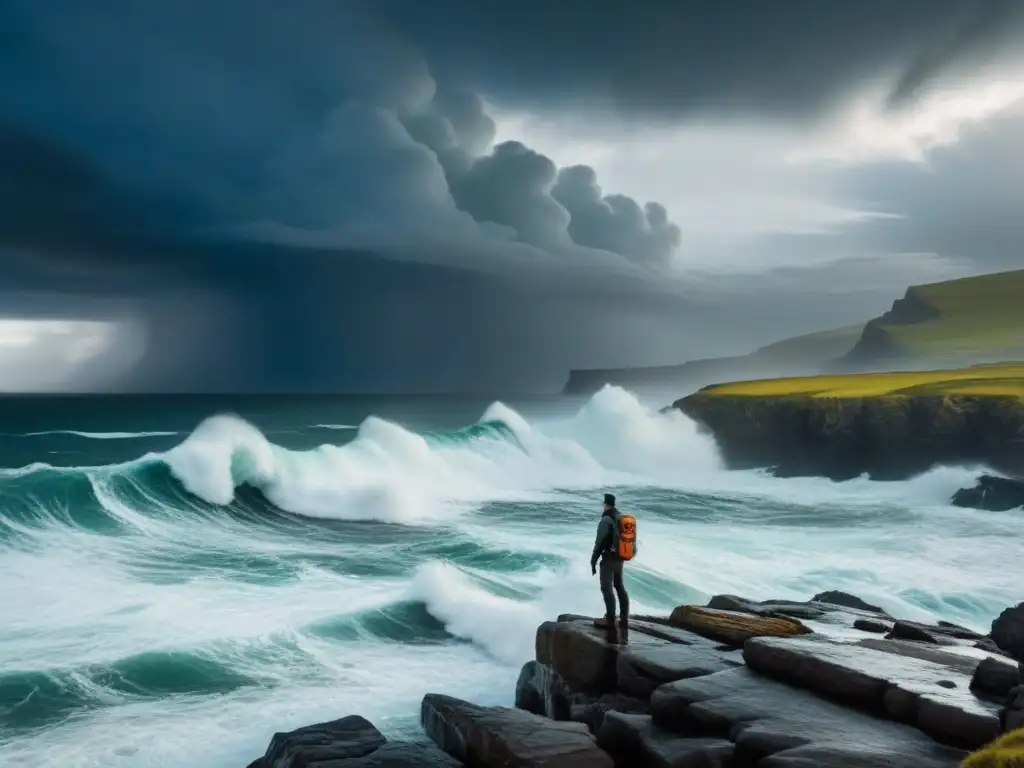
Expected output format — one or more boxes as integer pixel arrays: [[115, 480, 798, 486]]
[[536, 617, 743, 698], [668, 606, 810, 647], [617, 620, 745, 699], [650, 668, 965, 767], [421, 693, 613, 768], [596, 711, 733, 768], [744, 636, 1000, 749]]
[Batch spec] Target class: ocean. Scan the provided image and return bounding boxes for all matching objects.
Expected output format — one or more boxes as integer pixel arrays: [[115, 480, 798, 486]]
[[0, 386, 1019, 768]]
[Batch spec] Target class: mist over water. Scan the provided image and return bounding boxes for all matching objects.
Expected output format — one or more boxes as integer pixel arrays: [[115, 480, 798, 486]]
[[0, 387, 1018, 768]]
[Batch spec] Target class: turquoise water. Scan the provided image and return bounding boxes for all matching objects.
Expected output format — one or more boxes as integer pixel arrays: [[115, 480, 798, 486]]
[[0, 387, 1019, 768]]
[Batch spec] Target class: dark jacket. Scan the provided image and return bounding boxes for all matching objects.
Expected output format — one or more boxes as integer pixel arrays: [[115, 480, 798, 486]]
[[591, 508, 619, 568]]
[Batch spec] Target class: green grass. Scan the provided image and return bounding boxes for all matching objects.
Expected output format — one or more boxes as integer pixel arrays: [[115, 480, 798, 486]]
[[701, 363, 1024, 399], [881, 269, 1024, 357]]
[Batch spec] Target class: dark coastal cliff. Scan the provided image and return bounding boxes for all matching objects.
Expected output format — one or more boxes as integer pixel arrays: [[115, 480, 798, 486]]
[[674, 388, 1024, 481]]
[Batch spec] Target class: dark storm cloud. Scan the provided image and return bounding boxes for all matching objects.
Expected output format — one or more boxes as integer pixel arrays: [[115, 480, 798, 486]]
[[370, 0, 1024, 119], [1, 0, 1019, 392], [0, 0, 687, 279]]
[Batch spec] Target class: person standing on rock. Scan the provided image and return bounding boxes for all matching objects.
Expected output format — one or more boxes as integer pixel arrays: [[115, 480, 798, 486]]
[[590, 492, 635, 643]]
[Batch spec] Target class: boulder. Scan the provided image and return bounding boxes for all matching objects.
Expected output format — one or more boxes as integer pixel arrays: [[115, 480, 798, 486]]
[[421, 693, 613, 768], [969, 656, 1020, 701], [650, 667, 964, 767], [952, 474, 1024, 511], [888, 620, 944, 644], [706, 594, 827, 621], [743, 635, 1001, 749], [668, 605, 811, 647], [854, 618, 892, 634], [991, 603, 1024, 661], [596, 711, 733, 767], [255, 715, 385, 767], [248, 714, 460, 768], [812, 590, 888, 616], [1003, 684, 1024, 733], [886, 619, 984, 646]]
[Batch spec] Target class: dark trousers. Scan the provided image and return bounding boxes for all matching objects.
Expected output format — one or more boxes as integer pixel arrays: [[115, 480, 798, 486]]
[[599, 556, 630, 622]]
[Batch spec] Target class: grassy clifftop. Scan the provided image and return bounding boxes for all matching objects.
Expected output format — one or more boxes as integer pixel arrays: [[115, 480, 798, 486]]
[[843, 269, 1024, 366], [675, 364, 1024, 480], [702, 363, 1024, 399]]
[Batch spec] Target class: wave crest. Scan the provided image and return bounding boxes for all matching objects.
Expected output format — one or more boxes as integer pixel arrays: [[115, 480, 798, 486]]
[[160, 386, 724, 523]]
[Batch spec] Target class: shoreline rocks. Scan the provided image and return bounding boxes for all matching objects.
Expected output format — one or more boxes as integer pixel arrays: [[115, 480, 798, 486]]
[[243, 594, 1024, 767], [953, 474, 1024, 511]]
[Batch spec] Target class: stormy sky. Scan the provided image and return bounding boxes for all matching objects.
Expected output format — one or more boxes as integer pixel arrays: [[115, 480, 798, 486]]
[[1, 0, 1021, 392]]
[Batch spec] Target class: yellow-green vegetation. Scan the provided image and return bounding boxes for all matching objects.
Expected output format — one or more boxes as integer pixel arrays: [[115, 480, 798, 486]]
[[700, 363, 1024, 399], [961, 728, 1024, 767], [668, 605, 811, 646], [875, 269, 1024, 359]]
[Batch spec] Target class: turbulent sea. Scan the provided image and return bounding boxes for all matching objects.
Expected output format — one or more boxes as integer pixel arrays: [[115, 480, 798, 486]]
[[0, 386, 1019, 767]]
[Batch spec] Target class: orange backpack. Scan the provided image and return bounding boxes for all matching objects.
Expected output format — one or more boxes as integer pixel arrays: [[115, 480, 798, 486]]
[[616, 513, 637, 561]]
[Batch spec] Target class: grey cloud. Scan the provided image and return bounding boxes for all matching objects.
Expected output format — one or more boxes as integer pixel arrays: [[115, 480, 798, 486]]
[[369, 0, 1024, 121], [838, 107, 1024, 269], [553, 166, 682, 267], [448, 141, 571, 250]]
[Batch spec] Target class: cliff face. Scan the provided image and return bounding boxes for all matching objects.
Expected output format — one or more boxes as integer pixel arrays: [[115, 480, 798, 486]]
[[839, 287, 940, 369], [675, 392, 1024, 480]]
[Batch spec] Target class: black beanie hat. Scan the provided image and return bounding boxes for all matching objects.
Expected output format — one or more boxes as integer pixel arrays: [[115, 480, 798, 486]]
[[604, 493, 616, 506]]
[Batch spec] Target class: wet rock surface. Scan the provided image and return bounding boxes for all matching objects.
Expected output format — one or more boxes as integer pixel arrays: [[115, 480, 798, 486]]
[[744, 636, 1001, 748], [667, 605, 811, 647], [247, 714, 460, 768], [596, 711, 734, 767], [991, 602, 1024, 661], [854, 618, 892, 634], [422, 693, 613, 767], [970, 656, 1020, 701], [651, 667, 965, 767], [1003, 684, 1024, 732], [812, 590, 888, 616], [952, 473, 1024, 511]]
